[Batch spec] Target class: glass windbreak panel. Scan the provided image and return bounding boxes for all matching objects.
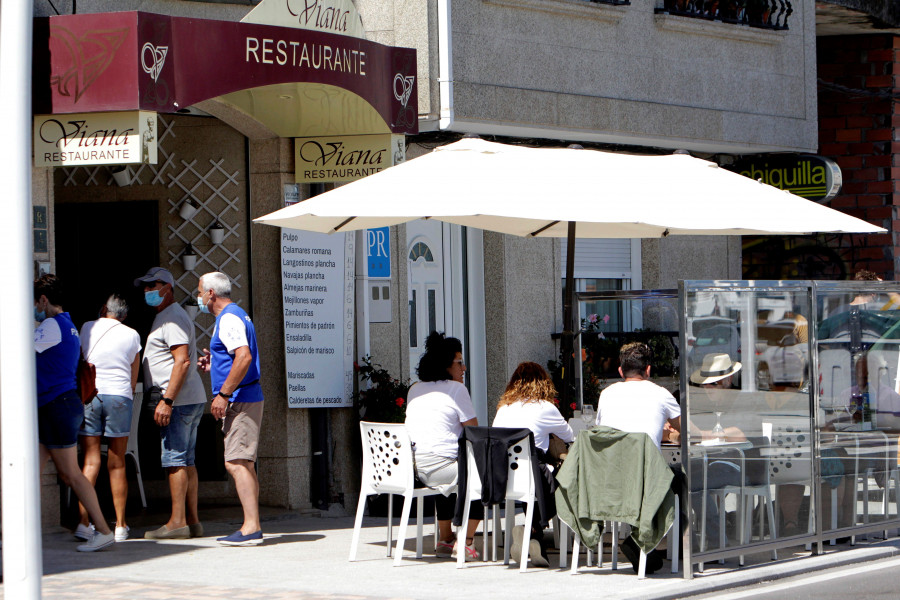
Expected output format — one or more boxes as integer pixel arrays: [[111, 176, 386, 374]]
[[815, 282, 900, 536], [578, 279, 625, 332], [683, 283, 814, 558], [576, 290, 679, 408]]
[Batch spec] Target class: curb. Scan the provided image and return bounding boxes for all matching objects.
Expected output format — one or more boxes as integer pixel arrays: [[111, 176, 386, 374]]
[[632, 540, 900, 600]]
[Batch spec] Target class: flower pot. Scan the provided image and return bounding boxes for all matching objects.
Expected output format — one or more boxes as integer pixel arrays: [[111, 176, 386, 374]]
[[184, 302, 199, 318], [179, 200, 200, 221], [182, 243, 198, 270], [110, 165, 131, 186], [210, 222, 225, 244]]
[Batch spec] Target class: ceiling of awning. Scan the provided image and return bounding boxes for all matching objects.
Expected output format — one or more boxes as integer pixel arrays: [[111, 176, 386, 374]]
[[215, 82, 391, 138]]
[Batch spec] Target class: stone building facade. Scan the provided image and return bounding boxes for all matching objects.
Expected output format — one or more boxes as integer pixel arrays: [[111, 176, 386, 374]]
[[27, 0, 823, 524]]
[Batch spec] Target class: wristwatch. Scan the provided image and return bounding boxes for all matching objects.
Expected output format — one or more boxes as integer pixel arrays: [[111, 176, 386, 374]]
[[219, 391, 233, 399], [162, 397, 174, 406]]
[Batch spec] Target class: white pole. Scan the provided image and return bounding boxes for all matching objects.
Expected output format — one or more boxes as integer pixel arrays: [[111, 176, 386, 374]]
[[0, 2, 43, 598]]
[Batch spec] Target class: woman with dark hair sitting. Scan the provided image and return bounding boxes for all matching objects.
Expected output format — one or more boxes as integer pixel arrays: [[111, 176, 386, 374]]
[[493, 361, 574, 567], [405, 331, 483, 560]]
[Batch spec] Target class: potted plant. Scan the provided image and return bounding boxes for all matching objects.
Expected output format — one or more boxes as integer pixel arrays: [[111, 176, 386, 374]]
[[354, 356, 411, 424], [353, 356, 415, 517], [182, 243, 197, 270], [210, 221, 225, 244], [179, 197, 200, 221]]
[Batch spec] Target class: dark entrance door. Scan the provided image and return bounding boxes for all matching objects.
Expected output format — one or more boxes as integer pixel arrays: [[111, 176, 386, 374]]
[[55, 201, 159, 338], [54, 200, 162, 521]]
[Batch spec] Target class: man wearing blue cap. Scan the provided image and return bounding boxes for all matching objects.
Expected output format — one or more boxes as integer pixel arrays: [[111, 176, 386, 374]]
[[134, 266, 207, 540]]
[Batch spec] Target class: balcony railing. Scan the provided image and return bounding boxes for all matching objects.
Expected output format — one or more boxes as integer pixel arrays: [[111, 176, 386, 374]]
[[655, 0, 792, 30]]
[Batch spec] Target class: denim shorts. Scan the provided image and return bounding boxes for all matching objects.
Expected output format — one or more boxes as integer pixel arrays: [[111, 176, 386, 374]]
[[160, 403, 205, 468], [38, 390, 84, 449], [81, 394, 133, 438]]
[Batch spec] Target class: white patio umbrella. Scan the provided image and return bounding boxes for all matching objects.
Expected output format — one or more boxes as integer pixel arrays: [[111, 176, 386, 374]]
[[255, 137, 884, 402], [254, 137, 883, 238]]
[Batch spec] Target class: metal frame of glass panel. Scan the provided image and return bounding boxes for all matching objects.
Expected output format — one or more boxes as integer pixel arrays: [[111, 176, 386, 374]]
[[680, 280, 818, 576], [569, 281, 900, 579], [679, 280, 900, 578]]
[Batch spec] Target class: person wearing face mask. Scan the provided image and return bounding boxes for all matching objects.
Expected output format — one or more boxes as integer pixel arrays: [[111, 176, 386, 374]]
[[195, 271, 264, 546], [34, 274, 115, 552], [133, 266, 207, 540]]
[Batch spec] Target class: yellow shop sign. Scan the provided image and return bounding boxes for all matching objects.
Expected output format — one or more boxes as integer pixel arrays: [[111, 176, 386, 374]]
[[295, 134, 405, 183], [727, 154, 842, 204], [34, 111, 157, 168]]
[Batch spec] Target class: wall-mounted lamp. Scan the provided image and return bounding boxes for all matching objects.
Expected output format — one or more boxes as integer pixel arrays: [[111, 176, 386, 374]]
[[179, 198, 200, 221], [209, 221, 225, 245], [110, 165, 132, 186], [182, 243, 197, 270]]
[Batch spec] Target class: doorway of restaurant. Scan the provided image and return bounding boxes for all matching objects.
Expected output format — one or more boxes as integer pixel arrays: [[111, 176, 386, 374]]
[[54, 200, 161, 524], [55, 201, 160, 337]]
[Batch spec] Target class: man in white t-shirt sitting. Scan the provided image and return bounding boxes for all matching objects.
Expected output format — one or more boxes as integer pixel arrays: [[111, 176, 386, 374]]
[[594, 342, 681, 448], [593, 341, 681, 573]]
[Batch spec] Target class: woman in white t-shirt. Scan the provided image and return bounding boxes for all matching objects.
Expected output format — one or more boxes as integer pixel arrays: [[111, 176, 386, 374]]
[[77, 294, 142, 542], [405, 331, 482, 561], [493, 362, 573, 565], [493, 362, 574, 452]]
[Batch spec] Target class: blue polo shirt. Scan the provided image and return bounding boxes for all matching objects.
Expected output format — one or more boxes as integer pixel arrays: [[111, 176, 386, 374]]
[[210, 302, 262, 403], [35, 312, 80, 407]]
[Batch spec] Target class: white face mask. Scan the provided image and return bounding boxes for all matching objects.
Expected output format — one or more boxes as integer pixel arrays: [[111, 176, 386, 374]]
[[197, 293, 211, 314]]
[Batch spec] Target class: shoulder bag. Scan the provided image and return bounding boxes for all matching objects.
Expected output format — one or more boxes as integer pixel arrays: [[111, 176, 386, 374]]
[[78, 322, 119, 404]]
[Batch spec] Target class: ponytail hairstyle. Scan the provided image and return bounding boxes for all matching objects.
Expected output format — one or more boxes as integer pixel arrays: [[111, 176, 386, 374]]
[[416, 331, 462, 382]]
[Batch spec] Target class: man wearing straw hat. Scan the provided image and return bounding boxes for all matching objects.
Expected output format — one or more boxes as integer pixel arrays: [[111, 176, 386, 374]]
[[688, 352, 747, 552]]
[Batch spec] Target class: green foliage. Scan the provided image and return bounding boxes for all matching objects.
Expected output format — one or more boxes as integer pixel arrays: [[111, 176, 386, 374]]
[[547, 320, 679, 418], [354, 356, 411, 423]]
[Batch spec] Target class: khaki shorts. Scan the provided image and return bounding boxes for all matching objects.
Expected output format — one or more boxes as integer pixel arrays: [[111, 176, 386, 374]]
[[222, 400, 264, 462]]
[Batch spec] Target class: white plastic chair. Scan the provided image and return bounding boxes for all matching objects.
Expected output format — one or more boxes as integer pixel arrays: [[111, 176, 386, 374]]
[[73, 386, 147, 508], [349, 422, 445, 566], [568, 496, 679, 579], [121, 385, 146, 508], [763, 419, 842, 546], [458, 429, 537, 571], [702, 444, 777, 565]]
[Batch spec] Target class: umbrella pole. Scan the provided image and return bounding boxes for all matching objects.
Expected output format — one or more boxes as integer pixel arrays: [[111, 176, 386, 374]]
[[561, 221, 578, 411]]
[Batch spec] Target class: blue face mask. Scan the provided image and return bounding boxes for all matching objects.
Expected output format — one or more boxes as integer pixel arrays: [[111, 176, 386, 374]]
[[145, 290, 164, 307], [34, 306, 46, 322], [197, 294, 211, 314]]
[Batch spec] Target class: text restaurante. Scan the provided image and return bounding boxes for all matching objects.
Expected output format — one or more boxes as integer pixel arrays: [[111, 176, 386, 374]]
[[246, 37, 365, 75]]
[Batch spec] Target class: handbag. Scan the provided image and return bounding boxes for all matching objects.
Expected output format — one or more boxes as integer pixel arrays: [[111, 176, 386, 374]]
[[78, 321, 120, 405], [548, 433, 569, 464], [76, 352, 98, 404]]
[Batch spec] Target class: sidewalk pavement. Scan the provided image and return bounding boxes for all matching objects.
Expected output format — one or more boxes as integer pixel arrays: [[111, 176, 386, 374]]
[[5, 504, 900, 600]]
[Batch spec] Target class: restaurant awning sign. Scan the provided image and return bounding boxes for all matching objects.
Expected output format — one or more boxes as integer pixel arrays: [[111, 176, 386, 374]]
[[295, 134, 405, 183], [34, 110, 157, 167], [726, 154, 842, 204], [33, 11, 418, 138]]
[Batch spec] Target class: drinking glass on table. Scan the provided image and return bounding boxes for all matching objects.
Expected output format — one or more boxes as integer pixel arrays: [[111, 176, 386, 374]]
[[581, 404, 595, 427]]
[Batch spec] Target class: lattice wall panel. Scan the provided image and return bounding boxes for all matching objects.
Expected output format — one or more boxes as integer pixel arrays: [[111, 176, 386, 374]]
[[60, 114, 249, 351]]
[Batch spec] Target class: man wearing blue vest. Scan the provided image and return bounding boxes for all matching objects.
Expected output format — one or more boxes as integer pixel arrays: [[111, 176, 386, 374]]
[[196, 271, 264, 546]]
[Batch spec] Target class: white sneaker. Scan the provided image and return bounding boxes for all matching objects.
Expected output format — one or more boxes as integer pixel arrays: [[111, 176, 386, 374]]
[[114, 526, 130, 542], [77, 531, 115, 552], [73, 523, 94, 541]]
